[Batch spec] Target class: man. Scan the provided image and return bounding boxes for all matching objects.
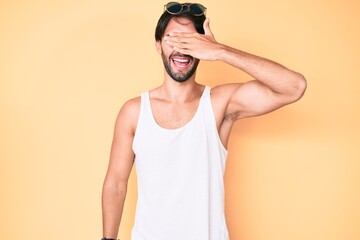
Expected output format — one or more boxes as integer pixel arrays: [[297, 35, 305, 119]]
[[101, 2, 306, 240]]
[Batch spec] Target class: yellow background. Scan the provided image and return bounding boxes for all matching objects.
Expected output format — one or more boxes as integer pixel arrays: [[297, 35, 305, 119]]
[[1, 0, 359, 239]]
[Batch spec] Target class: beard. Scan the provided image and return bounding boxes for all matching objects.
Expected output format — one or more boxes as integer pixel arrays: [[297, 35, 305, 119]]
[[161, 51, 200, 83]]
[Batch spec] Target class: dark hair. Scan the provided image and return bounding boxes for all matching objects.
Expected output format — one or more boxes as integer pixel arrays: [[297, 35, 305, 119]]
[[155, 7, 206, 41]]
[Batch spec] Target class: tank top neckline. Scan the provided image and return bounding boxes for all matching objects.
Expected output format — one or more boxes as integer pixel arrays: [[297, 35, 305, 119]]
[[145, 86, 209, 132]]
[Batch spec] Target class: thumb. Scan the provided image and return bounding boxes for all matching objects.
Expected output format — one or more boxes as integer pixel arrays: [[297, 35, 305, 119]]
[[203, 18, 214, 38]]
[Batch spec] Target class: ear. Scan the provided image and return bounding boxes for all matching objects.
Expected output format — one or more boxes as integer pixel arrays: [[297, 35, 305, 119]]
[[155, 40, 162, 54]]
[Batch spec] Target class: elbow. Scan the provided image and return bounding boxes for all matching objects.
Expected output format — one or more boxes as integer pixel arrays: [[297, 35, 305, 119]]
[[288, 72, 307, 103], [102, 176, 128, 197]]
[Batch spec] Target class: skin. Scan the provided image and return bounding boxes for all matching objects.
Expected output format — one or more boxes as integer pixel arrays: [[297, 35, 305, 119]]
[[102, 17, 307, 238]]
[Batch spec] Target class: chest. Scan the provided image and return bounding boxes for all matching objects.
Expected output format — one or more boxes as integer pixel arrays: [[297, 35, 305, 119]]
[[150, 99, 200, 129]]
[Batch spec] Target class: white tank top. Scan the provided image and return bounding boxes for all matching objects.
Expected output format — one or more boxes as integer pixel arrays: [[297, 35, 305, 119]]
[[131, 86, 229, 240]]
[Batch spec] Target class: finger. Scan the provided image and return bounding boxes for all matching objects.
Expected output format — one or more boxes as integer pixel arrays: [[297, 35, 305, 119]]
[[173, 46, 191, 55], [166, 40, 189, 50], [165, 32, 198, 38], [164, 36, 190, 44], [167, 32, 195, 38], [203, 18, 214, 38], [165, 38, 189, 48]]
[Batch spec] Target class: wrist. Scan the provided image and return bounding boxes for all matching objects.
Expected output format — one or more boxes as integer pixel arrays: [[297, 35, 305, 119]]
[[215, 43, 229, 62]]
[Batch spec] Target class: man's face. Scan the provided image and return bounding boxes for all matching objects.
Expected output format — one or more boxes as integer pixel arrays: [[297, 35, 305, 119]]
[[157, 17, 200, 82]]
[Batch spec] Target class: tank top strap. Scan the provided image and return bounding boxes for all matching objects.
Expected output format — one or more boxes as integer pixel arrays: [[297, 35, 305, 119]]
[[199, 85, 214, 117], [195, 85, 210, 111], [133, 91, 152, 138], [139, 91, 152, 121], [141, 91, 150, 110], [202, 85, 211, 101]]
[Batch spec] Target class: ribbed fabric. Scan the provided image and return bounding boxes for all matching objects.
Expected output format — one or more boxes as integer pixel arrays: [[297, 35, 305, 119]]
[[131, 86, 229, 240]]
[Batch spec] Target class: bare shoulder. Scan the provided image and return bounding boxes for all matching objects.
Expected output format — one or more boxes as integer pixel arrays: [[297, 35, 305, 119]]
[[120, 96, 141, 115], [114, 96, 141, 135], [211, 83, 243, 99], [210, 83, 243, 108]]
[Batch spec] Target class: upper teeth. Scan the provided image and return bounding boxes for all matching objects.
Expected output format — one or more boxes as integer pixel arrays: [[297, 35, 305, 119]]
[[173, 58, 190, 63]]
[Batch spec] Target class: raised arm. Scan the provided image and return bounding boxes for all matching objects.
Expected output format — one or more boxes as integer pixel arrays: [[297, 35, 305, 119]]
[[102, 98, 140, 239], [213, 47, 307, 119], [164, 18, 307, 120]]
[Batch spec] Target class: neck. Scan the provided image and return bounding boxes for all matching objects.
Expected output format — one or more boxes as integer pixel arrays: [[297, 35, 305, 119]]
[[160, 73, 200, 102]]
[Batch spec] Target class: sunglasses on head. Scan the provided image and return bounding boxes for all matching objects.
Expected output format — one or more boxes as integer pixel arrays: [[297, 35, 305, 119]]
[[164, 2, 207, 16]]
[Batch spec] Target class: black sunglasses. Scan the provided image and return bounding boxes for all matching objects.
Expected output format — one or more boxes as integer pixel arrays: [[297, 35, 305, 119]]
[[164, 2, 207, 16]]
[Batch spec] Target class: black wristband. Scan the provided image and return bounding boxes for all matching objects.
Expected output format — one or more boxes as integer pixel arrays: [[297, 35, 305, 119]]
[[101, 238, 118, 240]]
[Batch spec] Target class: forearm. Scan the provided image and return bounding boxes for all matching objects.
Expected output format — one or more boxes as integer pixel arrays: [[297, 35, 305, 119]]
[[217, 44, 306, 96], [102, 180, 127, 239]]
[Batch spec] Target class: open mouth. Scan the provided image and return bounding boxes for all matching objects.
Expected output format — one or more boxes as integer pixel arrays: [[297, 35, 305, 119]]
[[171, 56, 192, 69]]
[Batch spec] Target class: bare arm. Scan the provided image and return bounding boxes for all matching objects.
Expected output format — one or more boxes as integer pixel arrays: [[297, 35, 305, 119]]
[[102, 98, 139, 239], [214, 46, 307, 119], [164, 18, 307, 119]]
